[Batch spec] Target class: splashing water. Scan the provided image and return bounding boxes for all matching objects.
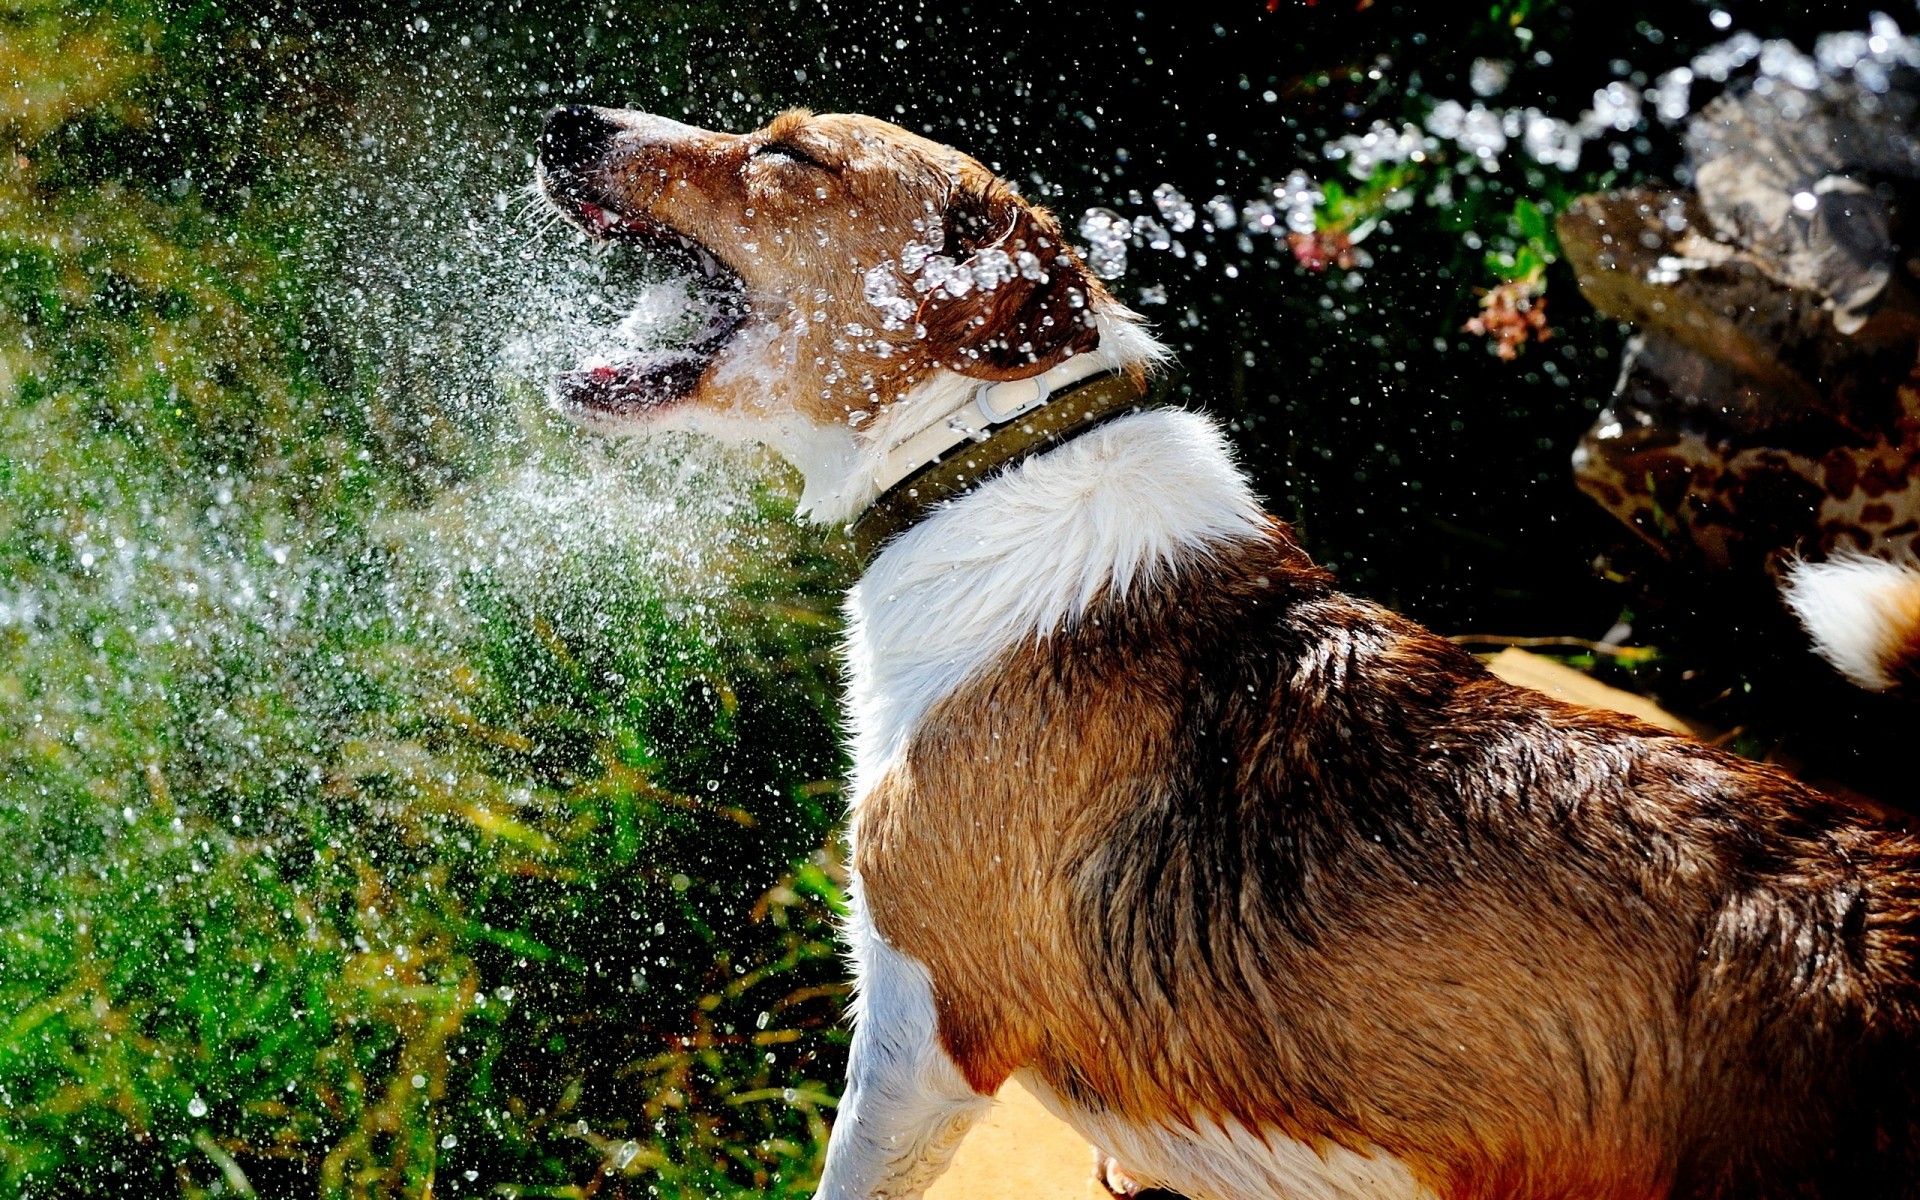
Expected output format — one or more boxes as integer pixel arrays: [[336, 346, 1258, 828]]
[[1152, 183, 1196, 232], [1076, 207, 1132, 279], [0, 18, 862, 1189], [12, 6, 1919, 1195], [1074, 12, 1920, 302]]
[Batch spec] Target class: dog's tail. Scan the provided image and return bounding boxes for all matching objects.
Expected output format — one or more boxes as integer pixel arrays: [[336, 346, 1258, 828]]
[[1781, 553, 1920, 691]]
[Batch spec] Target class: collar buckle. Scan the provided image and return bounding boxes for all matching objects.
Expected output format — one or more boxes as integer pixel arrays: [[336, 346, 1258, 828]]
[[974, 377, 1049, 426]]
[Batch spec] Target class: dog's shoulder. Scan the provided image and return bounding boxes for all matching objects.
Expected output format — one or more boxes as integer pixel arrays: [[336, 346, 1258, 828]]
[[889, 521, 1905, 882]]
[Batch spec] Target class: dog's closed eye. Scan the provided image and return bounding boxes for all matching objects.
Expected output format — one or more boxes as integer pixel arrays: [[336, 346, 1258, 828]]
[[752, 141, 833, 171]]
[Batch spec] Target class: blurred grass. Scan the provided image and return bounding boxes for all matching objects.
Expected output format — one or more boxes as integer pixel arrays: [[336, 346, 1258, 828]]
[[0, 5, 853, 1197]]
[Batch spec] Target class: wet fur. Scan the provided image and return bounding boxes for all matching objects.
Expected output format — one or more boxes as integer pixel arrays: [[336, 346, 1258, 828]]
[[537, 106, 1920, 1200], [861, 527, 1920, 1197]]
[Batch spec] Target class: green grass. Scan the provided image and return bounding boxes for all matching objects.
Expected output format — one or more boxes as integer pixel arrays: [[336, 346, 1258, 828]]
[[0, 6, 855, 1196]]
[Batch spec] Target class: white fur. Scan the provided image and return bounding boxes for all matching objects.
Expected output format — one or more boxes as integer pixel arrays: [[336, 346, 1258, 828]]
[[1781, 552, 1920, 690], [840, 405, 1267, 797], [815, 883, 991, 1200], [1026, 1075, 1434, 1200]]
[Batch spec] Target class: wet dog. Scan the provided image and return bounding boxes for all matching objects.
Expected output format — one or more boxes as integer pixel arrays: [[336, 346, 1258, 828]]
[[537, 106, 1920, 1200]]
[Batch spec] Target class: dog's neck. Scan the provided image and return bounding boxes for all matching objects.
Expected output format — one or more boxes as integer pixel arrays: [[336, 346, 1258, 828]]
[[781, 310, 1168, 526], [840, 406, 1269, 795], [847, 365, 1151, 557], [719, 306, 1266, 789]]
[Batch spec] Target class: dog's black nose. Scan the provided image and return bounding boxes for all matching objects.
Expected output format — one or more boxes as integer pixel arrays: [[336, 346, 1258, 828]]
[[540, 105, 622, 175]]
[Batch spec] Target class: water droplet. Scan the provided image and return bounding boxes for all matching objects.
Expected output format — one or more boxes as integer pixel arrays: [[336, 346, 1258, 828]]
[[1469, 58, 1512, 98], [1151, 184, 1195, 233], [1131, 215, 1172, 251], [1076, 208, 1130, 279]]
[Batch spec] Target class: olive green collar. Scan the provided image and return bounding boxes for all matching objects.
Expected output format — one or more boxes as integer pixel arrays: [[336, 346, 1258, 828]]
[[848, 367, 1154, 559]]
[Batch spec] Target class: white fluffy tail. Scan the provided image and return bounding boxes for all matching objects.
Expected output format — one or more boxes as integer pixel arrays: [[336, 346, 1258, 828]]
[[1780, 553, 1920, 690]]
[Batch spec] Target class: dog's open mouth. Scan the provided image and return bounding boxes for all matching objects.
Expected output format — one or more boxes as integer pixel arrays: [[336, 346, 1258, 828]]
[[549, 201, 747, 416]]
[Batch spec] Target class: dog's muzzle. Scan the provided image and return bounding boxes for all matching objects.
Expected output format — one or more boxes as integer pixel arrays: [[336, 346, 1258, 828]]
[[539, 105, 624, 191]]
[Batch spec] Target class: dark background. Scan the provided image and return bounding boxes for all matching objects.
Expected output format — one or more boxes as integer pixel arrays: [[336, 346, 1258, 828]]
[[354, 0, 1899, 792], [89, 0, 1909, 764]]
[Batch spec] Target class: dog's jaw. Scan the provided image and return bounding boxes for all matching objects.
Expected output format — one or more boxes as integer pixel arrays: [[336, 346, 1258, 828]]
[[567, 302, 1167, 528]]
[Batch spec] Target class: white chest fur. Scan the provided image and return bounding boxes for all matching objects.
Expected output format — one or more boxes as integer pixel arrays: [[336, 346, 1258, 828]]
[[838, 407, 1267, 802], [1026, 1073, 1435, 1200]]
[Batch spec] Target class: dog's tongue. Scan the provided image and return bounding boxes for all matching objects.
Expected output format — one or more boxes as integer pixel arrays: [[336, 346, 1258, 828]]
[[550, 250, 749, 418], [555, 348, 713, 414]]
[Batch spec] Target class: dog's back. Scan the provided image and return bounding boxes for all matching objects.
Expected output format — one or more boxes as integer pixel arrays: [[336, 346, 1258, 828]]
[[862, 522, 1920, 1199]]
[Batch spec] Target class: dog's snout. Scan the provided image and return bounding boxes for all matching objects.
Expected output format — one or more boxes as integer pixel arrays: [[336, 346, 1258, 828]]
[[539, 105, 622, 176]]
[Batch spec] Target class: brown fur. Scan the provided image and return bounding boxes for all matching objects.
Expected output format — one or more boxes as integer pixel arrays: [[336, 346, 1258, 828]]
[[1874, 574, 1920, 689], [856, 525, 1920, 1200], [918, 174, 1100, 378]]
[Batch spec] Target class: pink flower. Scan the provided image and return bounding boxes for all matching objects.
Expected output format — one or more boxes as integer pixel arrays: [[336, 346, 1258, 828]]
[[1464, 279, 1552, 360]]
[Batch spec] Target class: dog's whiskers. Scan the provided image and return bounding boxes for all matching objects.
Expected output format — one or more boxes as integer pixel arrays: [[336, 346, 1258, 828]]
[[511, 184, 551, 219], [518, 208, 570, 252]]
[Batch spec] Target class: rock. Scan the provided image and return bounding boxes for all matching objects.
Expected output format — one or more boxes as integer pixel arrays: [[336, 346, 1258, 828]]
[[1558, 46, 1920, 572], [1557, 189, 1826, 416]]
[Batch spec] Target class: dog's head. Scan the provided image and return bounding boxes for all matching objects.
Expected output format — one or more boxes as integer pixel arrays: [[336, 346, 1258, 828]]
[[535, 107, 1121, 493]]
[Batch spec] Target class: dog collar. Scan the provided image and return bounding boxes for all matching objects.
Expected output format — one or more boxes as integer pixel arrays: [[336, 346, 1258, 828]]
[[849, 360, 1153, 558]]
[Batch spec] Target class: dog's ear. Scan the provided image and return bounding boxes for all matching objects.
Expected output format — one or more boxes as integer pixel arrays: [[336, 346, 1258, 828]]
[[919, 178, 1102, 381]]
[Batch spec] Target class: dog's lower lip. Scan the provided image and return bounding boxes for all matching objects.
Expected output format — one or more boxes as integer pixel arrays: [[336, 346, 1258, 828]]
[[553, 293, 747, 418], [543, 193, 747, 418], [556, 347, 719, 416]]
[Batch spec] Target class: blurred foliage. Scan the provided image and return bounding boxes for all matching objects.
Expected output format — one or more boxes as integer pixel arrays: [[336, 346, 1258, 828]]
[[0, 3, 852, 1197]]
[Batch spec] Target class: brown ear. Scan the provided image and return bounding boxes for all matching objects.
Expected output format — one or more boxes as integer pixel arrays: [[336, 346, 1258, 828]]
[[918, 179, 1103, 381]]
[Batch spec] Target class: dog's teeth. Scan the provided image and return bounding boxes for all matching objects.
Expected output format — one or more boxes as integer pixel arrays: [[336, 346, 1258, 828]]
[[698, 250, 720, 277], [678, 236, 694, 250]]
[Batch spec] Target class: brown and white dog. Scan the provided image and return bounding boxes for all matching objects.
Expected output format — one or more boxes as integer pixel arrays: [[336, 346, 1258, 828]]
[[536, 105, 1920, 1200]]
